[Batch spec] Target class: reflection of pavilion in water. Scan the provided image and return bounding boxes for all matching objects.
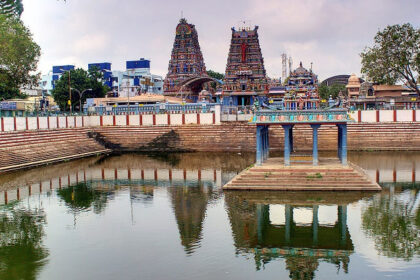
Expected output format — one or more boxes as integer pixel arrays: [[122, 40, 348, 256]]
[[224, 192, 364, 278], [168, 185, 216, 254]]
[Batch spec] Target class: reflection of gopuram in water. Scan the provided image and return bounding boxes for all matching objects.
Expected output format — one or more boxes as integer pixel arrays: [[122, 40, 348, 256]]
[[168, 185, 216, 254], [224, 191, 368, 278]]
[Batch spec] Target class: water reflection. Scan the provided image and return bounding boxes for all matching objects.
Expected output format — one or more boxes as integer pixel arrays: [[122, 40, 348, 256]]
[[225, 191, 373, 278], [0, 152, 418, 279], [0, 203, 48, 280], [168, 185, 215, 254], [57, 182, 111, 215], [362, 186, 420, 261]]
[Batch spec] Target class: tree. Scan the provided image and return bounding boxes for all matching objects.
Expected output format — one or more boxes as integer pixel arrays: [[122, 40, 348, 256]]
[[52, 68, 109, 112], [361, 23, 420, 95], [0, 14, 40, 100], [207, 70, 224, 81], [206, 70, 224, 90], [318, 84, 346, 100], [0, 0, 24, 18]]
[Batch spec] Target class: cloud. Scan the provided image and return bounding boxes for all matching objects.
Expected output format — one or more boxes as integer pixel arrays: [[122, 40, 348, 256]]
[[21, 0, 420, 81]]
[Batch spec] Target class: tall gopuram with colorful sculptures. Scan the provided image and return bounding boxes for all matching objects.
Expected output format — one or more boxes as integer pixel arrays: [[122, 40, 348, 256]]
[[163, 18, 215, 101], [222, 25, 268, 106]]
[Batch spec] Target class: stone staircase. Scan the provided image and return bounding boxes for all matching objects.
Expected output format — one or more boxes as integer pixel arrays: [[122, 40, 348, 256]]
[[0, 128, 110, 172], [223, 158, 381, 191]]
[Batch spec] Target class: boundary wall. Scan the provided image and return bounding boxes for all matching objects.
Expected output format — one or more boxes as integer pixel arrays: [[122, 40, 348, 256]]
[[2, 109, 419, 132], [349, 109, 419, 123], [0, 110, 220, 132]]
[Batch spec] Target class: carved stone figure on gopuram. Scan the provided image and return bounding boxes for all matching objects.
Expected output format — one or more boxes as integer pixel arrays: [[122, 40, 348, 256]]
[[163, 18, 212, 101], [222, 25, 268, 106]]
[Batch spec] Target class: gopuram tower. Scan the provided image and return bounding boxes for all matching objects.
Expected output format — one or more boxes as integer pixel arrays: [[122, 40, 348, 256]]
[[163, 18, 210, 99], [223, 25, 268, 106]]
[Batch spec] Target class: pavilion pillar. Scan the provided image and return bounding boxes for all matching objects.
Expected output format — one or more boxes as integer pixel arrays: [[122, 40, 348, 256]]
[[311, 124, 320, 165], [339, 124, 347, 165], [312, 205, 319, 245], [285, 205, 293, 244], [262, 126, 266, 161], [337, 125, 342, 161], [282, 125, 292, 166], [256, 126, 263, 165], [264, 126, 269, 160], [290, 125, 294, 153], [338, 205, 347, 246]]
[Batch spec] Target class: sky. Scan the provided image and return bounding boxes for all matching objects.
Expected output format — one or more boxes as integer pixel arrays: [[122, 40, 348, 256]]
[[21, 0, 420, 82]]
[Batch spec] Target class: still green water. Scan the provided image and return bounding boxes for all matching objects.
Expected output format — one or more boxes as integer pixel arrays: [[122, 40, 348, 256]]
[[0, 152, 419, 280]]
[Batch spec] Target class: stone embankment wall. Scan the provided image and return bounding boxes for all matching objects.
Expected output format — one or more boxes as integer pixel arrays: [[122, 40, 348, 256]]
[[92, 122, 420, 152]]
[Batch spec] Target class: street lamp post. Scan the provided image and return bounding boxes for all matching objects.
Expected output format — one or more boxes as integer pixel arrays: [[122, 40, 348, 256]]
[[71, 88, 92, 113], [60, 68, 73, 114]]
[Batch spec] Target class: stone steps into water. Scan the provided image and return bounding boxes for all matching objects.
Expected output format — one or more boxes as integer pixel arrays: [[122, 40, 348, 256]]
[[223, 157, 381, 191]]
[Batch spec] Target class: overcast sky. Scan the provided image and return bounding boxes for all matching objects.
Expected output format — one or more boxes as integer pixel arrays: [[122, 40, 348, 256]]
[[21, 0, 419, 81]]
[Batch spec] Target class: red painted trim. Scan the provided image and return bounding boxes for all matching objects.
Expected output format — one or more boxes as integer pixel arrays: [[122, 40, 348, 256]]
[[214, 170, 217, 182], [182, 114, 185, 125], [13, 117, 17, 131], [169, 169, 172, 181], [412, 169, 415, 182], [36, 117, 39, 130], [154, 169, 158, 180], [126, 114, 130, 126], [183, 169, 186, 181], [358, 110, 361, 123], [376, 170, 379, 183], [29, 185, 32, 195], [114, 168, 118, 179], [140, 114, 143, 126], [393, 169, 396, 182], [198, 169, 201, 181], [57, 116, 59, 128], [101, 168, 105, 180], [113, 115, 116, 126], [153, 114, 156, 125], [100, 115, 103, 126], [0, 117, 3, 132], [26, 117, 28, 130], [68, 175, 70, 186], [39, 182, 42, 192], [213, 112, 216, 124], [167, 113, 171, 125], [84, 170, 86, 182], [81, 116, 84, 127], [413, 110, 416, 122], [197, 113, 200, 124], [4, 191, 7, 205], [393, 110, 397, 122], [141, 170, 144, 180], [65, 116, 68, 128], [47, 116, 50, 129], [74, 116, 76, 127], [376, 110, 380, 122], [128, 169, 131, 180]]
